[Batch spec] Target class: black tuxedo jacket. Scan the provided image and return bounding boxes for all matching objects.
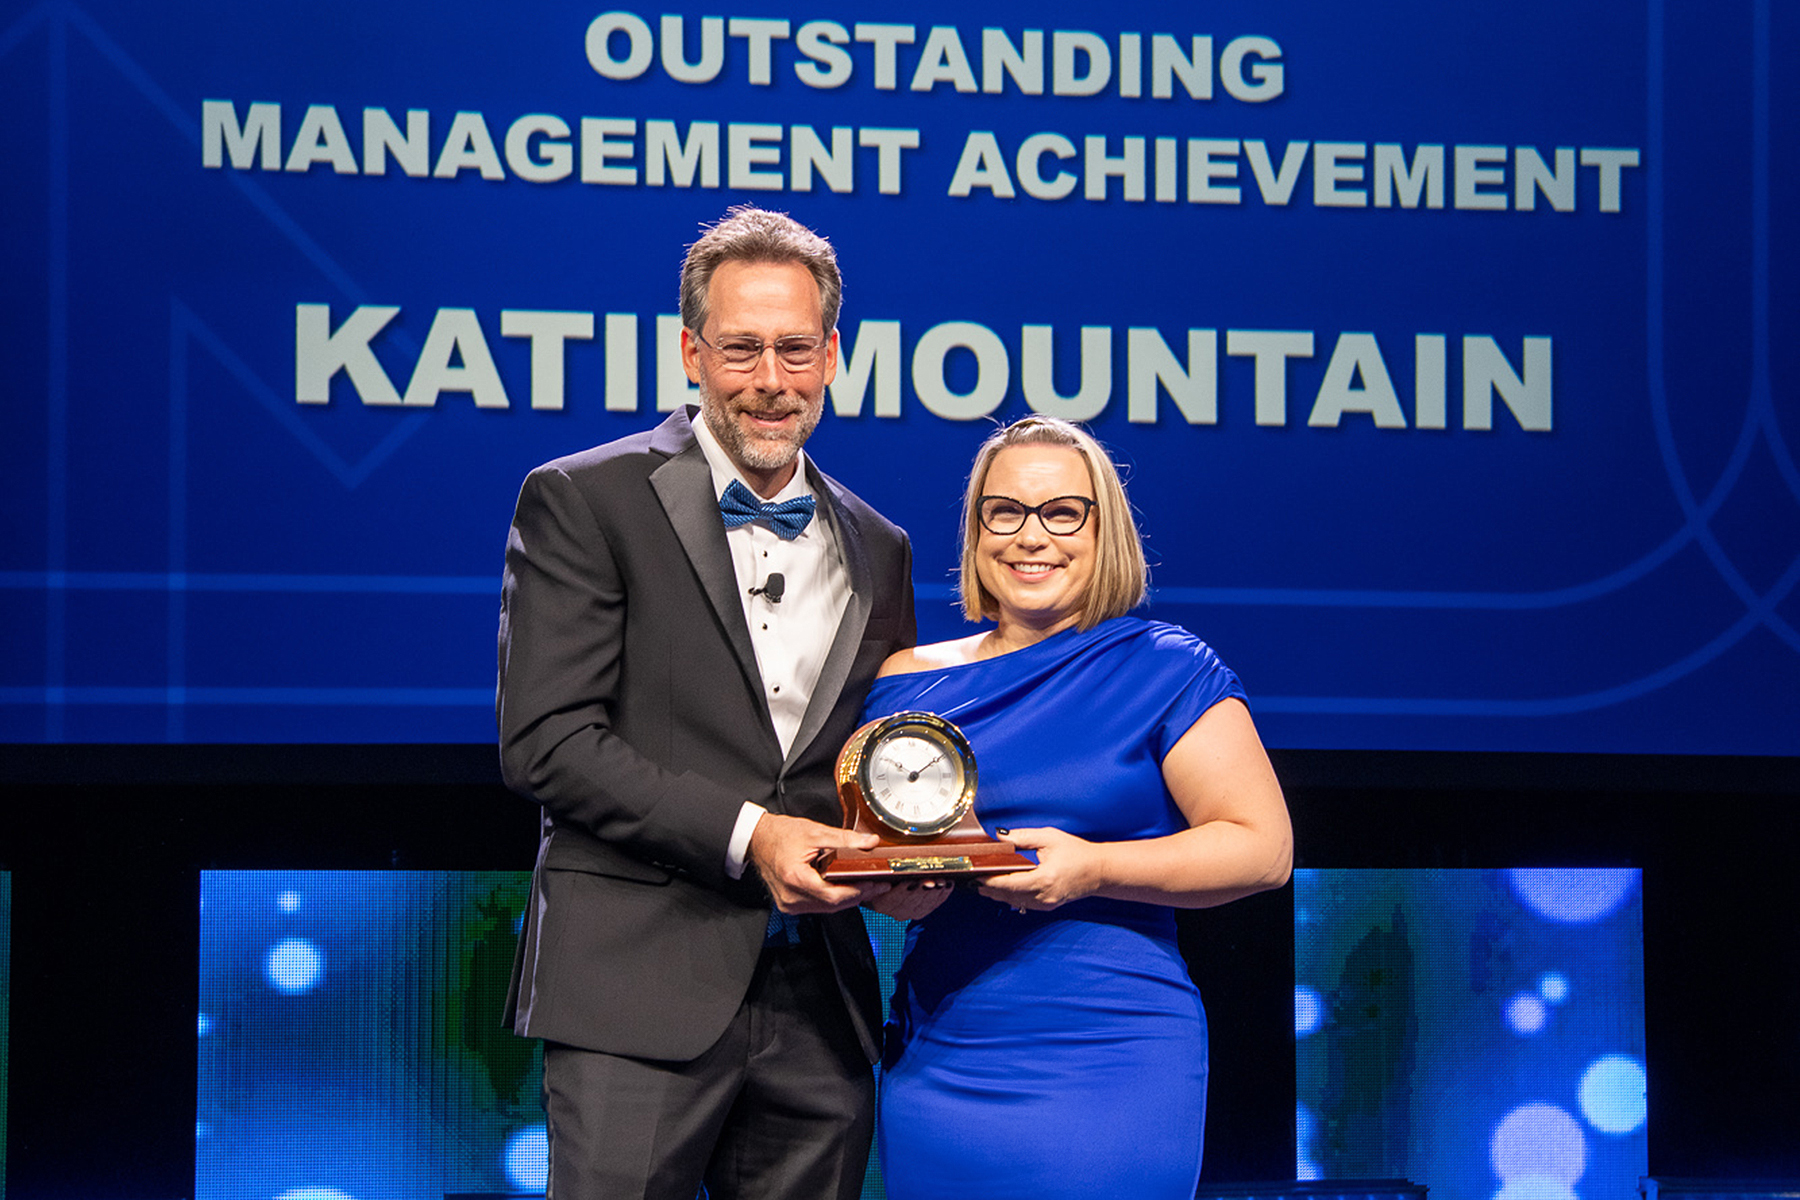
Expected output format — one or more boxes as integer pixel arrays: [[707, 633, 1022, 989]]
[[498, 407, 915, 1061]]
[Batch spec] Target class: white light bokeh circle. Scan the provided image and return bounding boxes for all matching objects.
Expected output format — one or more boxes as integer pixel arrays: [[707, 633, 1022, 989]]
[[277, 889, 302, 914], [1294, 985, 1325, 1037], [1506, 992, 1548, 1035], [1507, 868, 1636, 923], [265, 938, 325, 994], [1297, 1103, 1320, 1180], [1490, 1102, 1586, 1185], [506, 1124, 550, 1190], [1538, 972, 1570, 1004], [1578, 1054, 1648, 1133], [1493, 1175, 1579, 1200]]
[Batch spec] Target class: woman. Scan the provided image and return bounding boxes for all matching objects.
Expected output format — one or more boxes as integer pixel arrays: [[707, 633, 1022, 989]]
[[867, 416, 1292, 1199]]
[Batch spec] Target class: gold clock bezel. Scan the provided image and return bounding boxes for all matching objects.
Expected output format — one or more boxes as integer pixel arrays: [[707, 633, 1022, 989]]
[[850, 711, 979, 838]]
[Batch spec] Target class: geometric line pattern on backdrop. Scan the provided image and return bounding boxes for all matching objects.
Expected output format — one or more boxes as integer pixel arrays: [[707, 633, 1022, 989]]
[[1166, 0, 1800, 716], [1157, 3, 1799, 652]]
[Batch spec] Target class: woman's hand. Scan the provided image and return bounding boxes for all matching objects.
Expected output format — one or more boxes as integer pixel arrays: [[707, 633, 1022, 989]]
[[976, 827, 1103, 911], [865, 879, 954, 921]]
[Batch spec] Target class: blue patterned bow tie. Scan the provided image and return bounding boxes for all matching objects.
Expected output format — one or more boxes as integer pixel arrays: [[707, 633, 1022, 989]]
[[719, 478, 816, 541]]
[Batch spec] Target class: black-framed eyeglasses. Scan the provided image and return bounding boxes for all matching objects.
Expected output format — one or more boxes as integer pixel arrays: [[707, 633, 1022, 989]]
[[693, 329, 828, 371], [976, 495, 1097, 536]]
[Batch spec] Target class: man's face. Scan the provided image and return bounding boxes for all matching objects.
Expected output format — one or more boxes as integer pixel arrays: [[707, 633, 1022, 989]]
[[681, 259, 838, 492]]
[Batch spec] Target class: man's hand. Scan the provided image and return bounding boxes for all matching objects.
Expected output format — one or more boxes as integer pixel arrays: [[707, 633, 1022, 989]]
[[748, 813, 889, 913]]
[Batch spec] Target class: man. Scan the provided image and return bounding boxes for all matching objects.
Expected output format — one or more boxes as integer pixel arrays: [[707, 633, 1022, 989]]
[[497, 206, 915, 1199]]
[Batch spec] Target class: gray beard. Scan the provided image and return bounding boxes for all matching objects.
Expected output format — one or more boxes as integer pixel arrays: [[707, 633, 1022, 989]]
[[699, 384, 822, 475]]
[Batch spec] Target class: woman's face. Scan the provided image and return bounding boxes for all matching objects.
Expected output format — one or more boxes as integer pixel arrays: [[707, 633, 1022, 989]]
[[974, 444, 1098, 637]]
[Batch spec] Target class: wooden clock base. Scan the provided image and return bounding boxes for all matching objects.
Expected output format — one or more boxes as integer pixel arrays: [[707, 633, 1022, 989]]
[[822, 833, 1034, 881]]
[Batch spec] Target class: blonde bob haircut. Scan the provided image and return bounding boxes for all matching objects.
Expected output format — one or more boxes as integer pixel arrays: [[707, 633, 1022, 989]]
[[958, 416, 1148, 631]]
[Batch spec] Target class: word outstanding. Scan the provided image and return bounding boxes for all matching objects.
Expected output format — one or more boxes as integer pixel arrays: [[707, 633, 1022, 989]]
[[582, 14, 1288, 101]]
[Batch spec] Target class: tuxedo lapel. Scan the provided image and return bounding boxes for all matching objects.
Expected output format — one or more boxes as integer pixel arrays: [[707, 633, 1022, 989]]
[[647, 412, 772, 738]]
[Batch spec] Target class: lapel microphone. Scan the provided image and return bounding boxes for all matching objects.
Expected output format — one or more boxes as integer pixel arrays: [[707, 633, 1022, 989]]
[[750, 572, 785, 604]]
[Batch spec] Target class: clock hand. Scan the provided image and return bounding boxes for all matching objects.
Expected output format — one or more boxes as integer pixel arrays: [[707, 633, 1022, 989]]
[[906, 752, 944, 783]]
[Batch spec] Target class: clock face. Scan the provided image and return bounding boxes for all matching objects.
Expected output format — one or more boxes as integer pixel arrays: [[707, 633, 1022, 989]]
[[856, 716, 977, 837]]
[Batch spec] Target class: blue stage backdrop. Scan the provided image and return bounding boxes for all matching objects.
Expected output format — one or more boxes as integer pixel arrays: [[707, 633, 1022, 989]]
[[1295, 868, 1647, 1197], [197, 871, 544, 1198], [3, 1, 1795, 752]]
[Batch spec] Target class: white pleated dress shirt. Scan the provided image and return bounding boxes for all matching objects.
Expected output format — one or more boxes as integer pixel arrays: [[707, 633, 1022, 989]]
[[690, 417, 851, 879]]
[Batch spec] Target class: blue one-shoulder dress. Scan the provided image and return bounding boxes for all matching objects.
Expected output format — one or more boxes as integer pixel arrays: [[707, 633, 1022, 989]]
[[864, 616, 1247, 1199]]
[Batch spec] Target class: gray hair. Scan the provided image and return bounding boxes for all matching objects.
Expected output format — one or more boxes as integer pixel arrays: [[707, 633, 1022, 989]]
[[679, 206, 843, 336]]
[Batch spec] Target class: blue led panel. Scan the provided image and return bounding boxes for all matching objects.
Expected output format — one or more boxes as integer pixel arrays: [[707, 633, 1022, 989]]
[[197, 871, 541, 1199], [1296, 868, 1646, 1198], [199, 871, 914, 1200]]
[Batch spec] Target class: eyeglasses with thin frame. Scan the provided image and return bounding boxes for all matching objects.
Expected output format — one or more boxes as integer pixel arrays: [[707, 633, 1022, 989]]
[[976, 495, 1097, 536], [692, 329, 828, 371]]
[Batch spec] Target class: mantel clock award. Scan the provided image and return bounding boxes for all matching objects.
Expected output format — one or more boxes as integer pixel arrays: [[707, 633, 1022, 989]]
[[822, 710, 1033, 880]]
